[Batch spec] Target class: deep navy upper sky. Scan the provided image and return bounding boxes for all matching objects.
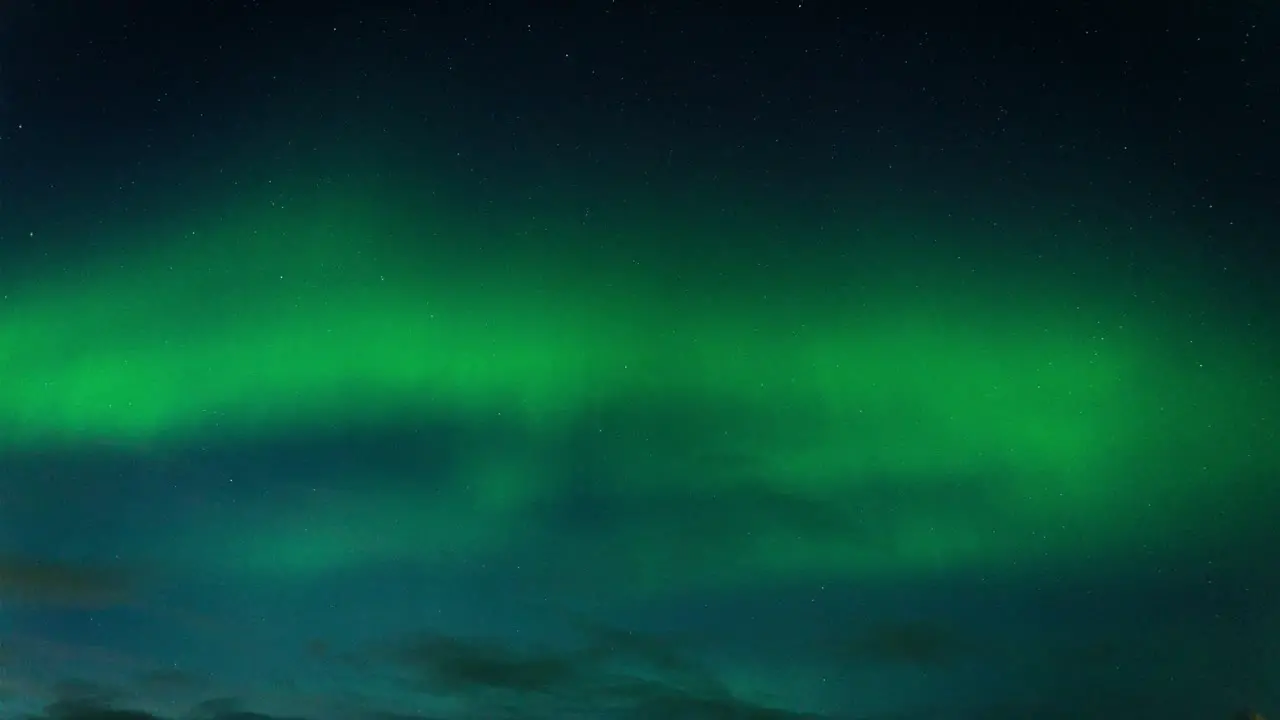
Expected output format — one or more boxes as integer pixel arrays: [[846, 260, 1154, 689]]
[[0, 2, 1277, 719]]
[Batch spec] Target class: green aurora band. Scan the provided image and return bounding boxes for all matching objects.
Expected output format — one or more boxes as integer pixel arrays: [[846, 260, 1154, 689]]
[[2, 182, 1275, 589]]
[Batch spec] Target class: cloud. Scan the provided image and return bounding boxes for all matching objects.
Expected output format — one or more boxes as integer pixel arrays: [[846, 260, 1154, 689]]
[[0, 555, 135, 607], [38, 701, 158, 720], [14, 680, 827, 720], [386, 632, 581, 696], [22, 699, 311, 720], [581, 678, 829, 720], [133, 669, 205, 696], [363, 627, 832, 719], [573, 619, 727, 698], [17, 691, 317, 720], [846, 620, 970, 667]]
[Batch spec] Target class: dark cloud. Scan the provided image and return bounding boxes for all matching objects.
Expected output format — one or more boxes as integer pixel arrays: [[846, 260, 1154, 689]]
[[13, 691, 323, 720], [385, 632, 581, 696], [185, 698, 244, 719], [586, 678, 829, 720], [365, 627, 831, 719], [38, 701, 158, 720], [47, 679, 127, 706], [0, 555, 135, 607], [27, 679, 144, 720], [573, 619, 727, 698], [846, 619, 970, 667], [359, 714, 452, 720], [133, 668, 204, 696], [189, 707, 309, 712], [21, 699, 310, 720]]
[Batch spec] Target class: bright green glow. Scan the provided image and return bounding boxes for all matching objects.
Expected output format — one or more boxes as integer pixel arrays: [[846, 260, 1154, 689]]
[[2, 186, 1274, 587]]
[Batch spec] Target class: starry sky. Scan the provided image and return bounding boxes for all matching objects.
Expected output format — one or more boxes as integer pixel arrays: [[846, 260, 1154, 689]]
[[0, 1, 1277, 718]]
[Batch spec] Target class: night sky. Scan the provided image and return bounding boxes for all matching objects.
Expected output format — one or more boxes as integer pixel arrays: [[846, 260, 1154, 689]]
[[0, 1, 1277, 718]]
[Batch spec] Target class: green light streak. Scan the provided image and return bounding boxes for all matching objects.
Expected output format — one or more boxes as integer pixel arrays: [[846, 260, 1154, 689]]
[[2, 186, 1274, 586]]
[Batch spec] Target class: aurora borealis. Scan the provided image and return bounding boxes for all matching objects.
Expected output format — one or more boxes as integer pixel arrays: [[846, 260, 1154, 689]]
[[0, 2, 1277, 719], [5, 185, 1276, 584]]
